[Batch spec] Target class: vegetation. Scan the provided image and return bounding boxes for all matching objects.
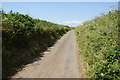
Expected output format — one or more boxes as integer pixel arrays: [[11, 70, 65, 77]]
[[2, 10, 70, 78], [76, 10, 120, 79]]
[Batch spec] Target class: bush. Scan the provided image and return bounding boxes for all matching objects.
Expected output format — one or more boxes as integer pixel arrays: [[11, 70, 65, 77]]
[[75, 10, 120, 79], [2, 10, 70, 78]]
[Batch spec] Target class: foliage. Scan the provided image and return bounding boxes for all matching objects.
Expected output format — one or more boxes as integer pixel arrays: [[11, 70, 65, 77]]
[[2, 10, 70, 78], [75, 10, 120, 79]]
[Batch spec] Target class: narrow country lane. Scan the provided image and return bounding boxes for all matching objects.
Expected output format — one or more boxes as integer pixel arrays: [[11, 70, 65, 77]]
[[13, 30, 81, 78]]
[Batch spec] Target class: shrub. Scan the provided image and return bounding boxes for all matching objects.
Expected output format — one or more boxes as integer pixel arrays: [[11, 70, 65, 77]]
[[75, 10, 120, 79], [2, 10, 70, 78]]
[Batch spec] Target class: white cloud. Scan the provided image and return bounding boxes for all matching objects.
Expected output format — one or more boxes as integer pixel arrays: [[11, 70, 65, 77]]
[[63, 21, 82, 24], [63, 21, 83, 27]]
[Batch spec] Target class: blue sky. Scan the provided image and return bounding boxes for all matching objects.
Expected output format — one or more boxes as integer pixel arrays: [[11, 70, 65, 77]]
[[2, 2, 118, 27]]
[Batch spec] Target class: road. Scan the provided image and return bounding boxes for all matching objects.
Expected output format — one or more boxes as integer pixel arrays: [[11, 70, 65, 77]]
[[12, 30, 81, 78]]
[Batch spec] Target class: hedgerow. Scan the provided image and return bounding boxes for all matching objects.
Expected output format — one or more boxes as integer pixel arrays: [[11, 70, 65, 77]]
[[75, 10, 120, 79], [1, 10, 70, 78]]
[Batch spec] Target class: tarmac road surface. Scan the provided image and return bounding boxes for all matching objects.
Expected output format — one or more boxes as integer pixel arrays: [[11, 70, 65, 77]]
[[12, 30, 81, 78]]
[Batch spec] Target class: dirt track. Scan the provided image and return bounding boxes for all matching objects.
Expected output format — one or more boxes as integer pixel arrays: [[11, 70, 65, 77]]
[[13, 30, 81, 78]]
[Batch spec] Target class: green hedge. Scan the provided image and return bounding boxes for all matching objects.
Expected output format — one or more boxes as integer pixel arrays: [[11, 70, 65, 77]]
[[2, 10, 70, 78], [75, 10, 120, 79]]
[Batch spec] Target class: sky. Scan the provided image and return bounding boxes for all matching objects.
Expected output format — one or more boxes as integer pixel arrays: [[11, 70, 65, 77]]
[[2, 2, 118, 27], [1, 0, 120, 2]]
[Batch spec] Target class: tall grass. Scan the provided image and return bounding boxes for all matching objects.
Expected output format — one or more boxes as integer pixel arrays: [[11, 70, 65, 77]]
[[75, 10, 120, 79]]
